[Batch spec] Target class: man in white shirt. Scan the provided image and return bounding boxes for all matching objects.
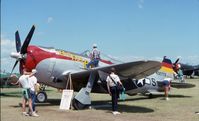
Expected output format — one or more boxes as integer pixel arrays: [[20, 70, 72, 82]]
[[12, 69, 38, 117], [106, 67, 123, 115], [86, 44, 100, 68], [29, 69, 39, 116]]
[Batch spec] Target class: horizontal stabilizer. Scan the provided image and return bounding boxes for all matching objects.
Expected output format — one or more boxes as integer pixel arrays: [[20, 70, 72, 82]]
[[171, 81, 195, 88]]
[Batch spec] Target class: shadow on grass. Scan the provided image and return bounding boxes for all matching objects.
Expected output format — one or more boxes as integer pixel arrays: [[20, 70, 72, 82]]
[[9, 94, 191, 113], [91, 98, 154, 113], [37, 99, 61, 106], [93, 103, 154, 113], [0, 89, 53, 98], [0, 92, 21, 98], [44, 98, 154, 113], [143, 94, 192, 99], [10, 98, 154, 113], [10, 99, 61, 108], [166, 94, 192, 98]]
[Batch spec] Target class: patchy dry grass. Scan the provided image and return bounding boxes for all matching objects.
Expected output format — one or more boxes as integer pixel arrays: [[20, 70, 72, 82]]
[[1, 79, 199, 121]]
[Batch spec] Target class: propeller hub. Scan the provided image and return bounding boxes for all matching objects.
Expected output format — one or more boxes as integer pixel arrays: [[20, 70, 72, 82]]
[[10, 52, 22, 60]]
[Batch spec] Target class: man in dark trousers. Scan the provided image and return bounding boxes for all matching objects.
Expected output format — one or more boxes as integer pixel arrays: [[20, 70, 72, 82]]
[[86, 44, 100, 68], [106, 67, 123, 115]]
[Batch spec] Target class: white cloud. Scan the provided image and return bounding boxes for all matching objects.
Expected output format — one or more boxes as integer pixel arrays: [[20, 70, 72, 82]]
[[47, 17, 53, 23], [1, 38, 15, 57], [1, 36, 17, 72], [137, 0, 144, 9]]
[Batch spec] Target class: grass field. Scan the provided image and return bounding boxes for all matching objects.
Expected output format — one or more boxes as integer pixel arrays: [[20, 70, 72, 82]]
[[1, 78, 199, 121]]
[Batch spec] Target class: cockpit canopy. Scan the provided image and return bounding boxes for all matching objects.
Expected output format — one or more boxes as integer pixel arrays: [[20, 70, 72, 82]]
[[80, 50, 123, 64]]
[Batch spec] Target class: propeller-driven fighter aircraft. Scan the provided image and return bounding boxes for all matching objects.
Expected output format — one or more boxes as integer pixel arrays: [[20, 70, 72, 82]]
[[10, 25, 162, 109], [175, 60, 199, 78], [10, 25, 195, 109]]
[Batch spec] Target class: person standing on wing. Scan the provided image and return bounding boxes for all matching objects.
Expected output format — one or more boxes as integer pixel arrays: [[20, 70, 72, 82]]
[[86, 44, 100, 68]]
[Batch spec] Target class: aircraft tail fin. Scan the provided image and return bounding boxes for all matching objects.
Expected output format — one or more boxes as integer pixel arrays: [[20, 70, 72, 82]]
[[156, 57, 175, 80], [160, 57, 174, 74]]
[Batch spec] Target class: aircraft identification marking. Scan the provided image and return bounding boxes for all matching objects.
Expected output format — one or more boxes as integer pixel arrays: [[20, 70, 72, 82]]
[[151, 78, 156, 86], [135, 79, 145, 87], [57, 50, 89, 68]]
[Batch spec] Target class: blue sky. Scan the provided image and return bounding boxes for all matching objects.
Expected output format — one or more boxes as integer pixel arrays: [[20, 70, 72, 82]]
[[1, 0, 199, 73]]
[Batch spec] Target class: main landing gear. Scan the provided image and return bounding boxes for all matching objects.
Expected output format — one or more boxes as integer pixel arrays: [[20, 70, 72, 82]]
[[36, 84, 47, 103], [72, 72, 97, 110]]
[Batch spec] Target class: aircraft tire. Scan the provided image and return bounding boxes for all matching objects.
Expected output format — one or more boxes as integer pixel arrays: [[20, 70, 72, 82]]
[[72, 98, 87, 110], [36, 91, 47, 103]]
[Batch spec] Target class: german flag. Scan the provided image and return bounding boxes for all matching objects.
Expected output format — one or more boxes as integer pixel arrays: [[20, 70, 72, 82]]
[[160, 58, 174, 73]]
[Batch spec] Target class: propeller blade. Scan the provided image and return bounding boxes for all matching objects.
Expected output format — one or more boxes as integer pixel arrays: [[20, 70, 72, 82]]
[[19, 60, 25, 74], [174, 58, 180, 65], [20, 25, 35, 54], [11, 61, 19, 74], [6, 60, 19, 82], [15, 31, 21, 52]]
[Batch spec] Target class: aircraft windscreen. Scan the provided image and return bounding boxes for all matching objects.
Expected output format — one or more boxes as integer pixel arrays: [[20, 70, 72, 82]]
[[39, 46, 54, 50], [80, 50, 123, 64]]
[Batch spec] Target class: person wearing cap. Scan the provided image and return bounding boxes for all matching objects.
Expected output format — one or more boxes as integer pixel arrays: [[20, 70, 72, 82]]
[[106, 67, 123, 115], [28, 69, 39, 116], [86, 44, 100, 68], [12, 69, 38, 116]]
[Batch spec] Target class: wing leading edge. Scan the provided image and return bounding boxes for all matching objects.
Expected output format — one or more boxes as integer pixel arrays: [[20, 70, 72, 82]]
[[67, 60, 161, 80]]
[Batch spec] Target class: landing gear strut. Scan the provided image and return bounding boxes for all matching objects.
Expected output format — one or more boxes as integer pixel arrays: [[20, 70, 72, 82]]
[[73, 72, 97, 110]]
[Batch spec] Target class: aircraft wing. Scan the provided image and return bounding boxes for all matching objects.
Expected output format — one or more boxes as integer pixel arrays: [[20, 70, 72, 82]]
[[69, 60, 161, 80]]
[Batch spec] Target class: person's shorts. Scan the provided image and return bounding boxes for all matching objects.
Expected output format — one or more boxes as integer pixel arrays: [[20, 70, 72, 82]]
[[22, 88, 31, 100], [163, 80, 170, 86]]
